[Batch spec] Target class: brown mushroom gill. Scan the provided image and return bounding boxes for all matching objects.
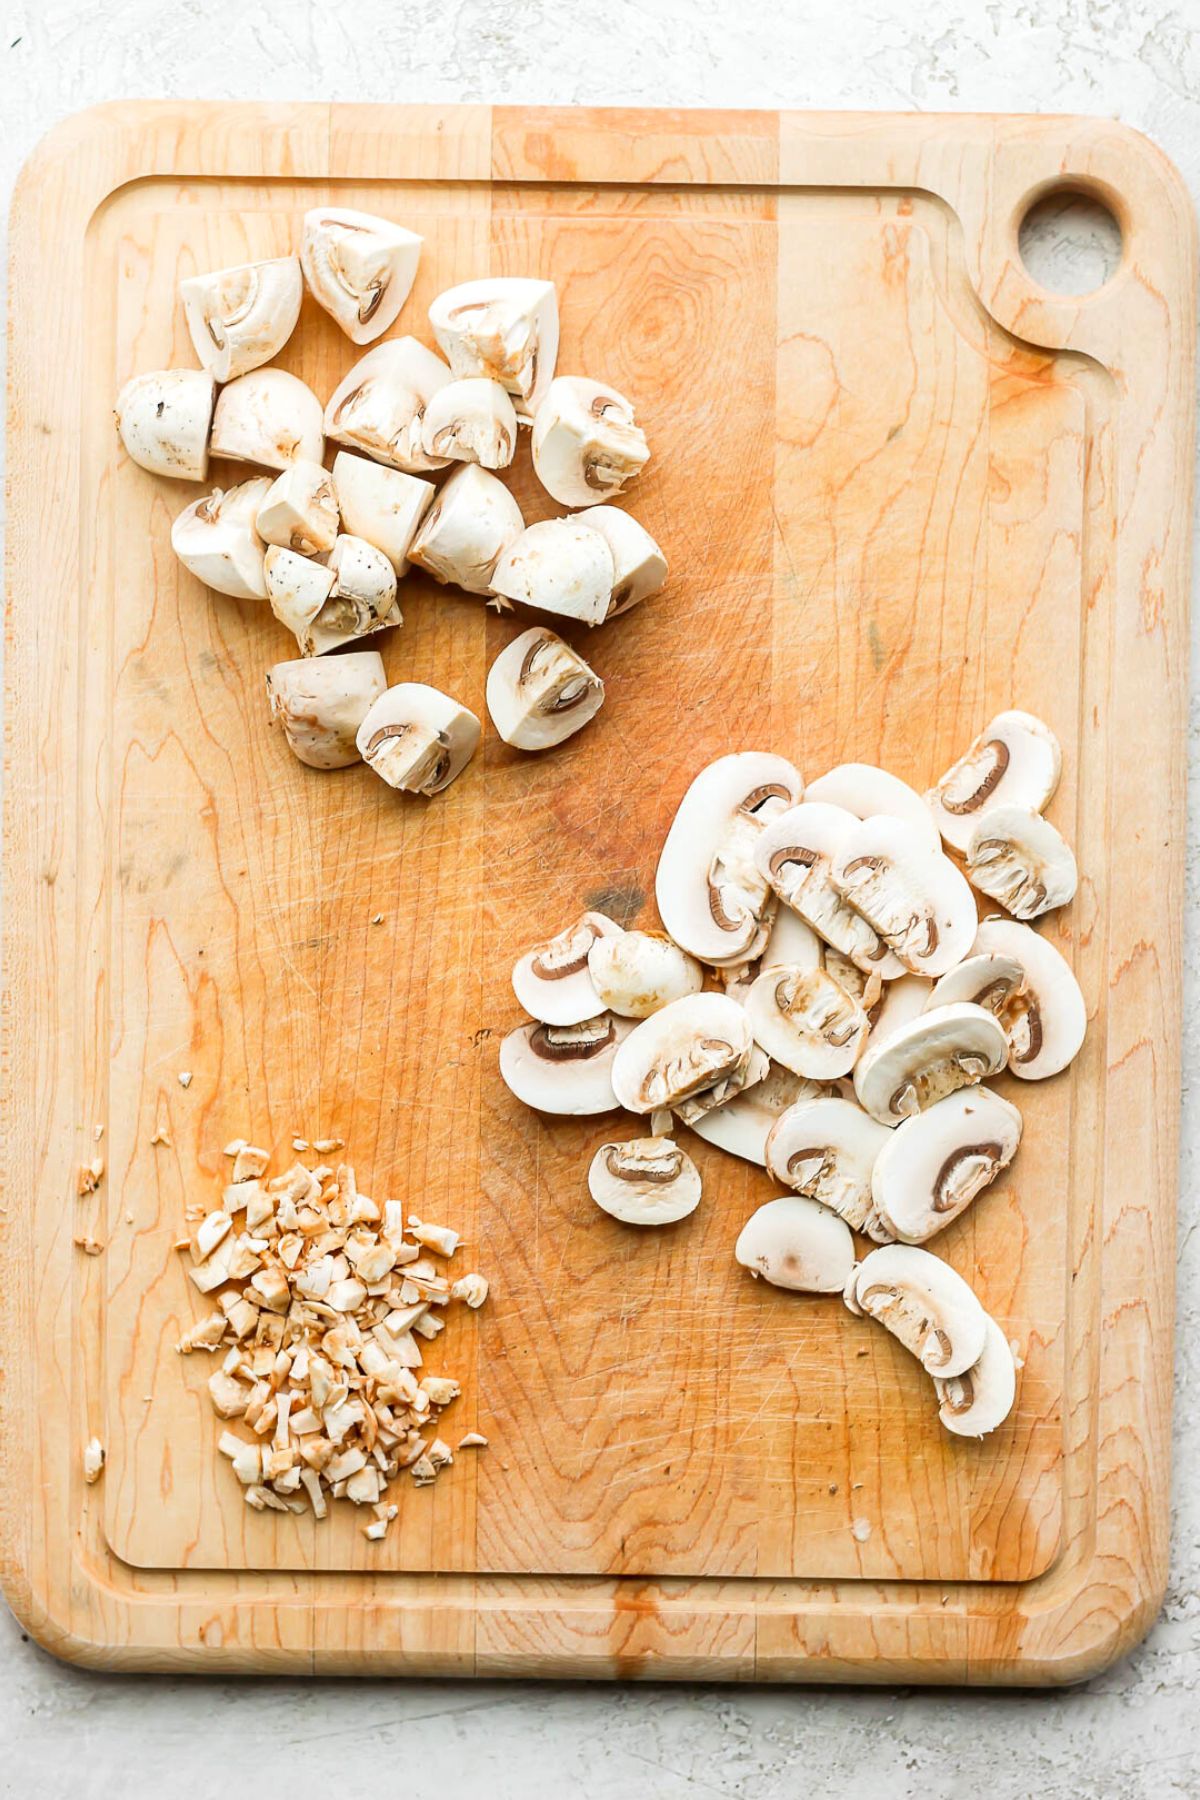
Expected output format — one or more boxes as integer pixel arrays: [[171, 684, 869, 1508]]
[[529, 920, 604, 982], [1005, 993, 1044, 1064], [639, 1036, 740, 1109], [939, 738, 1010, 814], [530, 1020, 616, 1062], [859, 1282, 954, 1369], [604, 1145, 683, 1185], [932, 1142, 1004, 1213]]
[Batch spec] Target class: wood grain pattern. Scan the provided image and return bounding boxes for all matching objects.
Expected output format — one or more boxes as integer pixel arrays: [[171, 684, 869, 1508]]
[[0, 103, 1192, 1681]]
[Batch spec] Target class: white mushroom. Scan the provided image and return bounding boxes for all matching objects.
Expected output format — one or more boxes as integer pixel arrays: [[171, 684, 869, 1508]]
[[870, 1087, 1023, 1242], [490, 519, 615, 626], [330, 451, 435, 575], [587, 931, 703, 1019], [428, 276, 559, 417], [356, 683, 480, 796], [805, 762, 939, 849], [486, 628, 604, 750], [180, 256, 302, 382], [114, 369, 215, 481], [499, 1013, 632, 1114], [408, 463, 525, 597], [745, 964, 869, 1080], [255, 459, 339, 556], [300, 208, 422, 343], [323, 337, 454, 474], [420, 377, 517, 470], [588, 1137, 701, 1225], [325, 532, 400, 620], [853, 1002, 1009, 1126], [673, 1042, 770, 1124], [844, 1245, 989, 1377], [611, 992, 754, 1114], [927, 951, 1025, 1016], [864, 973, 935, 1048], [754, 802, 902, 974], [531, 376, 649, 508], [511, 911, 623, 1027], [571, 506, 667, 618], [209, 369, 325, 471], [926, 709, 1062, 852], [265, 537, 400, 657], [970, 919, 1087, 1080], [831, 814, 979, 977], [965, 803, 1078, 920], [933, 1316, 1017, 1438], [171, 477, 271, 600], [765, 1096, 891, 1232], [735, 1196, 856, 1294], [683, 1064, 820, 1166], [265, 652, 387, 770], [264, 544, 335, 643]]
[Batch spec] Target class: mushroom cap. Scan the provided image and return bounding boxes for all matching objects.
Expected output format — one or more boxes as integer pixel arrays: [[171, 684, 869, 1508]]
[[571, 506, 667, 618], [864, 972, 935, 1049], [486, 627, 605, 751], [965, 802, 1078, 920], [853, 1002, 1009, 1125], [656, 753, 804, 965], [490, 519, 615, 625], [171, 477, 272, 600], [587, 930, 704, 1019], [746, 964, 869, 1080], [927, 951, 1025, 1016], [754, 802, 905, 975], [264, 545, 337, 642], [428, 276, 559, 411], [806, 762, 940, 848], [831, 813, 979, 977], [323, 337, 454, 473], [933, 1314, 1017, 1437], [330, 451, 435, 575], [409, 463, 525, 596], [970, 918, 1087, 1080], [844, 1244, 989, 1376], [611, 992, 754, 1114], [735, 1195, 856, 1293], [300, 207, 423, 343], [683, 1064, 821, 1166], [870, 1086, 1023, 1242], [114, 368, 214, 481], [926, 709, 1063, 852], [588, 1136, 702, 1225], [255, 459, 340, 556], [355, 682, 480, 795], [765, 1095, 891, 1231], [531, 376, 650, 508], [180, 255, 302, 382], [209, 368, 324, 472], [265, 651, 387, 770], [511, 910, 623, 1026], [499, 1013, 633, 1114], [420, 377, 518, 470]]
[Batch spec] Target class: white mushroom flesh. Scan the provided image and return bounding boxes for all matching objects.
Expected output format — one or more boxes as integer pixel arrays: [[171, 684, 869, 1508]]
[[171, 477, 272, 601], [264, 545, 337, 645], [806, 762, 940, 848], [323, 337, 454, 474], [490, 519, 615, 626], [933, 1315, 1017, 1437], [970, 918, 1087, 1080], [255, 459, 339, 556], [927, 952, 1025, 1016], [428, 277, 559, 416], [266, 652, 387, 771], [864, 973, 935, 1050], [588, 1136, 701, 1225], [870, 1086, 1023, 1242], [571, 506, 667, 618], [512, 911, 623, 1027], [114, 368, 215, 482], [844, 1244, 989, 1377], [965, 803, 1078, 920], [832, 814, 979, 977], [587, 931, 703, 1019], [926, 709, 1062, 852], [486, 628, 604, 751], [853, 1002, 1009, 1126], [209, 368, 325, 472], [420, 377, 517, 470], [499, 1014, 632, 1115], [746, 964, 869, 1080], [356, 683, 480, 796], [180, 256, 303, 382], [331, 451, 435, 576], [531, 376, 650, 508], [683, 1064, 821, 1166], [611, 992, 754, 1114], [735, 1195, 856, 1294], [754, 803, 902, 975], [408, 463, 525, 596], [301, 208, 422, 343], [765, 1096, 891, 1232]]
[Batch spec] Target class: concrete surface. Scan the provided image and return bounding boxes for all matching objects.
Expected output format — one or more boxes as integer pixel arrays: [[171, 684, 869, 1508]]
[[2, 2, 1199, 1795]]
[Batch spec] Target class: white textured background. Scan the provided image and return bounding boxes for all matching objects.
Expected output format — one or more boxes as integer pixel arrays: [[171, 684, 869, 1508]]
[[2, 2, 1199, 1795]]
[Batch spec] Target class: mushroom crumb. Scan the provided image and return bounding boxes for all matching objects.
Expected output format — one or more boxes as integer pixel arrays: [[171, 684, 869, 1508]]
[[74, 1234, 104, 1256], [78, 1157, 104, 1195], [83, 1437, 105, 1483], [178, 1071, 193, 1089]]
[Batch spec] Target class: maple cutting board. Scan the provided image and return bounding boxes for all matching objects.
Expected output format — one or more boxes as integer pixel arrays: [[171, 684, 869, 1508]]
[[1, 103, 1193, 1682]]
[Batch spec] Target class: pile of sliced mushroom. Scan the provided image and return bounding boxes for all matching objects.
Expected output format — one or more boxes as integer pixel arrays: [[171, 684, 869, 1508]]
[[500, 714, 1086, 1440], [115, 217, 668, 797]]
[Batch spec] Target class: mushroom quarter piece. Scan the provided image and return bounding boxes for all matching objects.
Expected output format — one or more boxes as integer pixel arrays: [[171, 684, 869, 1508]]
[[844, 1244, 989, 1377], [926, 709, 1062, 852], [171, 477, 272, 600], [512, 911, 623, 1027], [571, 506, 668, 618], [735, 1195, 856, 1294], [265, 651, 387, 770], [746, 964, 869, 1080], [490, 519, 616, 625], [210, 369, 325, 472], [831, 814, 979, 977], [587, 931, 704, 1020], [499, 1014, 632, 1115], [114, 369, 215, 481], [532, 376, 650, 508], [611, 992, 754, 1114], [323, 338, 454, 474], [356, 683, 480, 796], [264, 545, 337, 645], [970, 918, 1087, 1080], [765, 1096, 891, 1232], [588, 1137, 702, 1225], [429, 276, 559, 416], [853, 1002, 1008, 1126], [331, 451, 435, 576], [180, 255, 303, 382], [301, 207, 423, 343], [486, 628, 605, 751], [408, 463, 525, 596], [420, 377, 518, 469], [255, 459, 339, 556], [870, 1087, 1023, 1242], [934, 1315, 1017, 1438], [754, 802, 902, 974], [806, 763, 940, 849], [965, 803, 1078, 920]]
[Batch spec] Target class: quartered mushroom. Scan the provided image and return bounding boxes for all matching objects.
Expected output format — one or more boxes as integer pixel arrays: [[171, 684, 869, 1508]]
[[765, 1095, 891, 1232], [429, 277, 559, 417], [264, 546, 336, 644], [180, 255, 303, 382], [571, 506, 667, 618], [171, 477, 272, 600], [611, 992, 754, 1114], [114, 368, 215, 481], [831, 814, 978, 977], [331, 451, 435, 575], [486, 627, 605, 750], [499, 1013, 632, 1114], [870, 1087, 1023, 1243], [266, 536, 400, 657], [255, 459, 339, 556], [933, 1315, 1017, 1438], [531, 377, 650, 508], [754, 802, 901, 975], [512, 911, 623, 1027], [301, 208, 423, 343], [408, 463, 525, 597], [735, 1195, 856, 1294], [965, 803, 1078, 920], [684, 1064, 819, 1166], [323, 337, 454, 474], [588, 1136, 701, 1225], [356, 683, 480, 796], [490, 519, 615, 626], [265, 651, 387, 770], [746, 964, 869, 1080], [209, 368, 325, 472], [926, 709, 1062, 852], [843, 1244, 989, 1377], [853, 1002, 1008, 1126], [587, 930, 703, 1020], [806, 762, 940, 849], [656, 753, 803, 965], [420, 377, 517, 470], [970, 918, 1087, 1081], [927, 950, 1025, 1016]]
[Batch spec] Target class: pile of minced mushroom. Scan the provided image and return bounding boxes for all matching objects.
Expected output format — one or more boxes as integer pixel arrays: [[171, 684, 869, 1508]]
[[114, 212, 665, 792], [501, 709, 1085, 1440]]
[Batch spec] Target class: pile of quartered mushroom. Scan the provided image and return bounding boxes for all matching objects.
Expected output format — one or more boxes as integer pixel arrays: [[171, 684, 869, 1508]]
[[501, 709, 1085, 1440], [114, 208, 666, 789]]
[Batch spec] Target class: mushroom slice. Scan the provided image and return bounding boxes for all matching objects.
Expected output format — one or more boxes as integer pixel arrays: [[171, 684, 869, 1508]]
[[735, 1196, 856, 1294], [300, 208, 422, 343], [264, 545, 337, 643], [512, 911, 623, 1028], [926, 709, 1063, 852], [933, 1316, 1017, 1438], [864, 973, 934, 1048], [180, 256, 303, 382], [356, 683, 481, 796], [408, 464, 525, 597], [870, 1087, 1022, 1242], [499, 1013, 632, 1115], [420, 377, 517, 470], [806, 763, 940, 849], [832, 814, 979, 977], [588, 1136, 701, 1225], [255, 459, 339, 556], [746, 965, 869, 1080], [323, 338, 454, 474], [171, 477, 271, 600], [765, 1096, 891, 1231], [209, 369, 324, 472], [844, 1245, 989, 1377], [531, 376, 650, 508], [927, 951, 1025, 1016], [587, 931, 703, 1020], [965, 803, 1078, 920], [114, 369, 215, 481], [428, 277, 559, 416], [685, 1064, 822, 1167], [853, 1002, 1008, 1126], [674, 1042, 770, 1124], [656, 753, 803, 965], [486, 627, 604, 751], [970, 918, 1087, 1080], [571, 507, 667, 618], [490, 519, 615, 626], [754, 803, 902, 975], [331, 452, 435, 575], [611, 992, 754, 1114], [265, 651, 386, 770]]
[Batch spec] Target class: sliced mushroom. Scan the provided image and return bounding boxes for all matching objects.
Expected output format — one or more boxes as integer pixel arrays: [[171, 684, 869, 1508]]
[[926, 709, 1062, 852], [927, 951, 1025, 1016], [265, 651, 387, 770], [571, 506, 667, 618], [512, 911, 623, 1027], [853, 1003, 1008, 1125], [933, 1315, 1017, 1437], [673, 1042, 770, 1124], [171, 477, 271, 600], [832, 814, 978, 977], [499, 1013, 632, 1114], [420, 377, 517, 470], [490, 519, 616, 626], [180, 256, 302, 382], [746, 964, 869, 1080], [429, 277, 559, 416], [209, 369, 324, 472], [806, 762, 940, 849], [970, 918, 1087, 1080], [684, 1063, 820, 1166], [765, 1096, 891, 1232], [588, 1136, 701, 1225], [255, 459, 339, 556], [656, 754, 803, 965], [611, 992, 754, 1114], [844, 1245, 989, 1377], [330, 451, 435, 575], [531, 376, 650, 508], [864, 972, 935, 1048], [587, 930, 703, 1020], [735, 1196, 856, 1293], [300, 208, 422, 343], [870, 1087, 1022, 1242], [754, 803, 902, 975], [408, 463, 525, 597], [323, 337, 454, 474], [486, 627, 604, 750], [822, 948, 884, 1015], [264, 545, 337, 642], [356, 683, 481, 796], [965, 803, 1078, 920], [114, 368, 215, 481]]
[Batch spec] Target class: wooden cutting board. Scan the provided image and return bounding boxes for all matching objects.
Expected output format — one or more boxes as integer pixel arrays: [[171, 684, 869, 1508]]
[[1, 103, 1193, 1682]]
